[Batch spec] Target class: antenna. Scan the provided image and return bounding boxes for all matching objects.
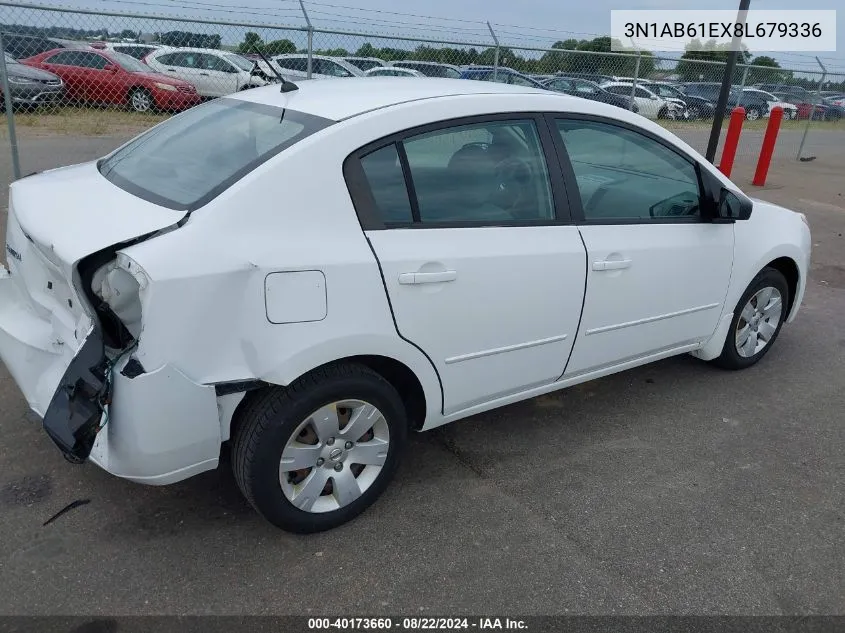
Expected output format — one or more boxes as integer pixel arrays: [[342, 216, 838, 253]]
[[253, 45, 298, 93]]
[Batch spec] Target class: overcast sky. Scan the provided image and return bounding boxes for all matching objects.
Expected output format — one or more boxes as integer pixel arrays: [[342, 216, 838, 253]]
[[15, 0, 845, 72]]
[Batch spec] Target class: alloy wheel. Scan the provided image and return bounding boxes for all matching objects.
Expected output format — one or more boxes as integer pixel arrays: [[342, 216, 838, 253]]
[[735, 286, 783, 358], [279, 400, 390, 513]]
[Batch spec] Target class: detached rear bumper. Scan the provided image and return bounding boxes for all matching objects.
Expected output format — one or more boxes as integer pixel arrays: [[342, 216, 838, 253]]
[[0, 268, 222, 485]]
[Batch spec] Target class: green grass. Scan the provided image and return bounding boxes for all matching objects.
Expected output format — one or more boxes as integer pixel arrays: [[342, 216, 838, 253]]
[[0, 106, 168, 137], [1, 104, 842, 139]]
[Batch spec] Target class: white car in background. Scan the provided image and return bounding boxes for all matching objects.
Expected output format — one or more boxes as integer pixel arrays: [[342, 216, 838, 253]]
[[342, 56, 387, 72], [740, 88, 799, 120], [0, 79, 810, 534], [601, 82, 685, 119], [144, 47, 267, 97], [364, 66, 425, 77], [271, 54, 364, 80], [93, 42, 161, 60]]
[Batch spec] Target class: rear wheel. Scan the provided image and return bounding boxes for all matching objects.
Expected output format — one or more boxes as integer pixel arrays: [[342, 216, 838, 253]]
[[232, 363, 408, 533], [711, 267, 789, 370], [128, 87, 153, 113]]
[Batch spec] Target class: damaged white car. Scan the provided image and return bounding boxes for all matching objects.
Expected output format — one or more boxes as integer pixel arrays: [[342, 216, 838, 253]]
[[0, 78, 811, 533]]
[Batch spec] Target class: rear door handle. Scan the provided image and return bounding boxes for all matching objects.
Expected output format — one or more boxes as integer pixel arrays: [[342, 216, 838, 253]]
[[593, 259, 632, 271], [398, 270, 457, 285]]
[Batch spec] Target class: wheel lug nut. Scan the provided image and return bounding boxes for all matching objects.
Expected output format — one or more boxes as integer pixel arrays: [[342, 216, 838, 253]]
[[326, 437, 335, 446], [345, 441, 353, 450], [316, 458, 324, 466], [334, 463, 343, 472]]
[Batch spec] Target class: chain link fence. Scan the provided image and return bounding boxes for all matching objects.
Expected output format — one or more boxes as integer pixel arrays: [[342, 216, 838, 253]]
[[2, 0, 844, 180]]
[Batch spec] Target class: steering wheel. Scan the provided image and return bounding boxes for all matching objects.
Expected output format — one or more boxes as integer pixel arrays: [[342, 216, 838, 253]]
[[492, 157, 533, 217]]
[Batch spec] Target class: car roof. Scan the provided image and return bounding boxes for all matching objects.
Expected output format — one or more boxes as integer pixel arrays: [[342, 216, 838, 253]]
[[232, 77, 566, 120], [151, 46, 234, 55]]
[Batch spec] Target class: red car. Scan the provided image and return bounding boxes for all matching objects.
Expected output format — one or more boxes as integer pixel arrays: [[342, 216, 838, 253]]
[[20, 48, 200, 112]]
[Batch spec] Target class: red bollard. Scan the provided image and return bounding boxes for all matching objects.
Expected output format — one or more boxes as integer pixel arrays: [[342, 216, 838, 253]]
[[718, 107, 745, 178], [752, 106, 784, 187]]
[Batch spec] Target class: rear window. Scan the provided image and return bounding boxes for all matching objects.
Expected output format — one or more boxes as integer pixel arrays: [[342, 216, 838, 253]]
[[98, 98, 332, 211]]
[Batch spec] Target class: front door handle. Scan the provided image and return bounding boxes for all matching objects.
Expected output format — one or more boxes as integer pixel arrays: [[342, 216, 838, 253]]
[[398, 270, 457, 285], [593, 259, 632, 271]]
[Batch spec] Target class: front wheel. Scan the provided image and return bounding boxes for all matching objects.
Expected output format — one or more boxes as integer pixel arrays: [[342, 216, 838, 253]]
[[745, 106, 761, 121], [232, 363, 408, 533], [710, 267, 789, 370], [128, 87, 153, 113]]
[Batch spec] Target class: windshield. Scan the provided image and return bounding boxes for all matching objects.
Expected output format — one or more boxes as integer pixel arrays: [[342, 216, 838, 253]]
[[651, 84, 681, 98], [225, 53, 255, 72], [99, 99, 333, 211], [111, 51, 152, 73]]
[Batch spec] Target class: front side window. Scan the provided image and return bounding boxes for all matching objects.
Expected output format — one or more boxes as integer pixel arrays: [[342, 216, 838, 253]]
[[509, 73, 537, 87], [556, 119, 701, 221], [347, 58, 381, 72], [99, 99, 333, 211], [360, 119, 555, 224]]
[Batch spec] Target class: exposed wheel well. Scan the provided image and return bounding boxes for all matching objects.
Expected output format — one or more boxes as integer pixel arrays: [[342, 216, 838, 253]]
[[229, 356, 428, 442], [765, 256, 799, 317]]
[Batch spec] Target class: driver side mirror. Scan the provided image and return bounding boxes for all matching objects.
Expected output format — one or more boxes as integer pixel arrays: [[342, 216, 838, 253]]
[[104, 63, 119, 73], [717, 187, 753, 222]]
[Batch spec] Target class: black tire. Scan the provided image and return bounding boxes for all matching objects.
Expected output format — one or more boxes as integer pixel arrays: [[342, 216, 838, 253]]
[[710, 267, 789, 370], [128, 87, 153, 113], [657, 106, 667, 119], [232, 363, 408, 533]]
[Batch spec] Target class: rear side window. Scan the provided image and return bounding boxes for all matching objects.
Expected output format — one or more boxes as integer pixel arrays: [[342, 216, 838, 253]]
[[99, 99, 333, 211], [353, 119, 556, 225], [359, 145, 414, 223]]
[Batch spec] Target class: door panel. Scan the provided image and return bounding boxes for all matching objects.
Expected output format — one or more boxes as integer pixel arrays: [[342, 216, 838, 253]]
[[368, 227, 586, 414], [354, 116, 585, 415], [565, 223, 733, 375], [552, 116, 734, 375]]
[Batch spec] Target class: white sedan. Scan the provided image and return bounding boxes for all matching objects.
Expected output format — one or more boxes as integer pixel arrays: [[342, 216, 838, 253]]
[[0, 78, 811, 533]]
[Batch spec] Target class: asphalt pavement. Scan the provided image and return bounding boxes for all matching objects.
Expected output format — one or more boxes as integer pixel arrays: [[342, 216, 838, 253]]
[[0, 129, 843, 616]]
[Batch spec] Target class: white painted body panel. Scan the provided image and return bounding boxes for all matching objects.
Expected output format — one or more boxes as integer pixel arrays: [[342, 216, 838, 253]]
[[0, 79, 811, 484], [566, 223, 734, 376], [367, 226, 585, 414]]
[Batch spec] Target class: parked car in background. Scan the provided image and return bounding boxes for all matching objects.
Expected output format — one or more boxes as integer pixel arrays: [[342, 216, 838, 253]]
[[342, 56, 386, 72], [364, 67, 425, 77], [772, 92, 839, 121], [0, 52, 64, 110], [682, 83, 769, 120], [822, 94, 845, 107], [739, 88, 798, 120], [555, 71, 615, 84], [645, 82, 715, 120], [541, 76, 636, 112], [2, 32, 91, 60], [459, 66, 548, 88], [21, 48, 200, 112], [144, 47, 267, 97], [92, 42, 161, 60], [389, 60, 462, 78], [601, 81, 683, 120], [0, 79, 811, 534], [271, 54, 363, 80]]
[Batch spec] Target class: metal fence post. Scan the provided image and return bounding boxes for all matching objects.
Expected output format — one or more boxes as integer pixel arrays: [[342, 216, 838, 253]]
[[736, 65, 749, 106], [0, 29, 21, 181], [796, 57, 826, 161], [298, 0, 313, 79], [487, 22, 499, 81], [629, 42, 641, 113]]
